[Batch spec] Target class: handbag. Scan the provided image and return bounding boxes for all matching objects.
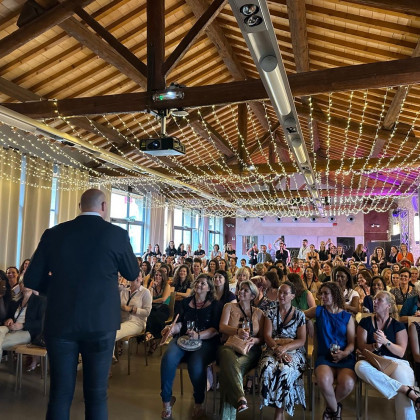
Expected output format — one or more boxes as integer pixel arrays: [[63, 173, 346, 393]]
[[224, 335, 253, 355], [358, 348, 398, 376]]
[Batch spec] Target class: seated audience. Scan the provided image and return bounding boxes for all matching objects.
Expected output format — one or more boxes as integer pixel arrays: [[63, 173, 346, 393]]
[[228, 257, 238, 279], [397, 244, 414, 267], [145, 269, 171, 351], [305, 244, 319, 262], [264, 270, 280, 302], [333, 266, 359, 314], [354, 270, 372, 306], [390, 268, 416, 305], [399, 283, 420, 323], [251, 275, 275, 314], [225, 242, 237, 262], [218, 280, 264, 417], [0, 281, 46, 360], [213, 270, 236, 312], [319, 262, 333, 283], [192, 258, 202, 280], [409, 318, 420, 387], [206, 259, 219, 278], [288, 273, 316, 310], [362, 276, 387, 313], [160, 275, 219, 419], [305, 282, 356, 419], [232, 267, 250, 294], [165, 241, 177, 257], [303, 266, 320, 294], [116, 272, 152, 357], [381, 268, 392, 289], [370, 246, 387, 271], [193, 243, 206, 259], [410, 267, 419, 286], [259, 281, 307, 419], [352, 244, 367, 264], [211, 244, 222, 260], [388, 246, 399, 266], [172, 264, 193, 316], [356, 291, 418, 419], [391, 271, 400, 288]]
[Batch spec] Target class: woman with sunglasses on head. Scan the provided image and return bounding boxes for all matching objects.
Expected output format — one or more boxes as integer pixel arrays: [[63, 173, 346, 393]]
[[356, 291, 418, 419], [218, 280, 265, 418]]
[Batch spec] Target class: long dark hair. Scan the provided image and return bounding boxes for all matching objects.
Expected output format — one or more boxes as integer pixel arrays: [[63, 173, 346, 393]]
[[333, 266, 354, 290], [214, 269, 230, 302], [320, 282, 345, 309], [172, 264, 193, 289]]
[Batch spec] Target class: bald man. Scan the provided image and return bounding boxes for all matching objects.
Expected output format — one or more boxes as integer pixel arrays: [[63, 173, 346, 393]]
[[25, 188, 139, 420]]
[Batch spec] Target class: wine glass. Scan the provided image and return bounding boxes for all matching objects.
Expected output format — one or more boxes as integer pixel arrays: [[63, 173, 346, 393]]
[[329, 342, 340, 354], [242, 320, 250, 338], [186, 320, 195, 337]]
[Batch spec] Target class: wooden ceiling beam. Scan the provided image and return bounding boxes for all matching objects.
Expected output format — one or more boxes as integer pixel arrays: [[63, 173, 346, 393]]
[[156, 155, 420, 177], [59, 17, 147, 89], [0, 0, 95, 59], [0, 76, 42, 101], [163, 0, 227, 76], [147, 0, 165, 92], [74, 7, 147, 79], [286, 0, 309, 73], [7, 55, 420, 117], [342, 0, 420, 17]]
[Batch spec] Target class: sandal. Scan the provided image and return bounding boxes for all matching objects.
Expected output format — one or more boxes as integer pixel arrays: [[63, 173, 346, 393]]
[[323, 402, 342, 420], [237, 398, 248, 413], [406, 386, 420, 410], [161, 396, 176, 419], [148, 338, 159, 355]]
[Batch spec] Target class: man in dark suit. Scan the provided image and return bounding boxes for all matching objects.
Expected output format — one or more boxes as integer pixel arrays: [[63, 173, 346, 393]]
[[25, 189, 139, 420]]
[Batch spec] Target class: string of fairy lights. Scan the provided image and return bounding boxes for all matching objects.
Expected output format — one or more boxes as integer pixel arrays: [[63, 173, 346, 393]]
[[1, 85, 420, 217]]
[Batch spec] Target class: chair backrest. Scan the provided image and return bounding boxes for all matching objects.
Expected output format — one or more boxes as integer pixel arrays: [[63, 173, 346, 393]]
[[407, 316, 419, 327], [166, 292, 176, 323]]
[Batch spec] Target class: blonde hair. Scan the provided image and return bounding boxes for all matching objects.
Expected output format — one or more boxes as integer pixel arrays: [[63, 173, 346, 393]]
[[374, 290, 399, 319]]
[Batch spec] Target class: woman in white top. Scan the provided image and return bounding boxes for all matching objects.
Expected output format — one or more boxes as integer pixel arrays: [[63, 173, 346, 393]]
[[211, 244, 222, 260], [116, 271, 152, 341], [333, 266, 359, 314]]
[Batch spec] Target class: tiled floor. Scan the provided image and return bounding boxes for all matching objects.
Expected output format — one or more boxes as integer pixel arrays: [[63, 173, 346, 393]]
[[0, 345, 403, 419]]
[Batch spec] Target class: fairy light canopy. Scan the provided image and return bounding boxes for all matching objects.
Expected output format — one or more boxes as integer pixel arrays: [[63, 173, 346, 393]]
[[1, 0, 420, 217]]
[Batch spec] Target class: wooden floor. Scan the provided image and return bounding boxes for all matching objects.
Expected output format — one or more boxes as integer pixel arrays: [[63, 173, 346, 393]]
[[0, 344, 409, 420]]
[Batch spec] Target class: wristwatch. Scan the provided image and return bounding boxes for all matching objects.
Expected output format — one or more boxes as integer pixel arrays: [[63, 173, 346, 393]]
[[386, 341, 391, 347]]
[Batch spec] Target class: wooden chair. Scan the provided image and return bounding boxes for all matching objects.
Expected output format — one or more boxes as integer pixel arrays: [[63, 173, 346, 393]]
[[15, 344, 48, 395], [117, 331, 146, 373], [310, 324, 361, 420]]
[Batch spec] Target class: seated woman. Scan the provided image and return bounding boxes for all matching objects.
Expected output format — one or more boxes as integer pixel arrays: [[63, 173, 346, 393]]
[[354, 270, 372, 309], [356, 291, 419, 420], [206, 258, 219, 278], [362, 276, 387, 313], [214, 270, 236, 310], [232, 266, 250, 295], [116, 271, 152, 342], [303, 266, 320, 294], [160, 274, 220, 419], [142, 261, 152, 286], [409, 317, 420, 389], [390, 268, 416, 306], [171, 264, 193, 316], [145, 269, 171, 352], [0, 281, 46, 360], [259, 281, 307, 420], [305, 282, 356, 419], [218, 280, 265, 418], [288, 273, 316, 311], [251, 275, 275, 314], [399, 283, 420, 323], [264, 271, 280, 302], [333, 266, 359, 314]]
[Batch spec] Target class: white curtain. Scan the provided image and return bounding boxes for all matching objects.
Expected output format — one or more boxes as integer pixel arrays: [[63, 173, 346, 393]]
[[165, 206, 174, 249], [20, 157, 53, 261], [57, 165, 89, 224], [0, 148, 21, 269], [149, 193, 165, 247]]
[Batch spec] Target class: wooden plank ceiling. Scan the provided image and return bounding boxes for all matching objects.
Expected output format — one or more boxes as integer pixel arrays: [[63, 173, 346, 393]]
[[1, 0, 420, 217]]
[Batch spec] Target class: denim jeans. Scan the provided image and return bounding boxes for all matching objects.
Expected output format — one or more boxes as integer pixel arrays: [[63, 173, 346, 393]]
[[46, 331, 116, 420], [160, 336, 218, 404]]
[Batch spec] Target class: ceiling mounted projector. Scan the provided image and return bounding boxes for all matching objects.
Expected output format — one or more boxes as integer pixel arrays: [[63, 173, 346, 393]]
[[139, 136, 185, 156]]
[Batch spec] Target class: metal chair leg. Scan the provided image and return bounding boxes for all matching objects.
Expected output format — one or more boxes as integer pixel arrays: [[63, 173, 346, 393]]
[[127, 338, 131, 375], [180, 366, 184, 395], [44, 355, 48, 396]]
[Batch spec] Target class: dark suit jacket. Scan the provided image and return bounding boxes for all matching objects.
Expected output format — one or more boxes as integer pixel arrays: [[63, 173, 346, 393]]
[[24, 215, 139, 338]]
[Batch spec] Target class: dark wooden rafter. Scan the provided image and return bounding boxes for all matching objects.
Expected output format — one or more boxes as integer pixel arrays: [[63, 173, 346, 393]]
[[343, 0, 420, 17], [147, 0, 165, 92], [237, 103, 247, 165], [163, 0, 227, 76], [59, 17, 148, 89], [8, 55, 420, 117], [74, 7, 148, 79], [286, 0, 309, 73], [0, 0, 95, 59]]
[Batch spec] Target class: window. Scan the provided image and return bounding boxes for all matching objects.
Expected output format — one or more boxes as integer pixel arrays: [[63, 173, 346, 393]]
[[173, 208, 200, 251], [110, 189, 145, 255], [208, 215, 223, 251], [49, 165, 59, 228], [15, 155, 26, 266]]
